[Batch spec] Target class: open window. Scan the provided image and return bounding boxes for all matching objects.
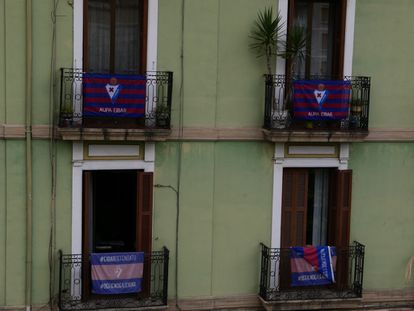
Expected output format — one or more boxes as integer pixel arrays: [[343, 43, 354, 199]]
[[82, 170, 153, 298], [288, 0, 347, 77], [280, 168, 352, 248], [280, 168, 352, 289]]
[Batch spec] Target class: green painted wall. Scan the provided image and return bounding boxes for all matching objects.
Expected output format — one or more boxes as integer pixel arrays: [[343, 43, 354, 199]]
[[0, 141, 6, 305], [158, 0, 277, 129], [0, 140, 72, 307], [4, 0, 26, 124], [349, 142, 414, 289], [0, 0, 73, 306], [0, 0, 414, 307], [159, 0, 414, 130], [154, 141, 273, 298], [0, 0, 73, 126], [0, 2, 5, 124], [353, 0, 414, 128], [5, 141, 26, 305]]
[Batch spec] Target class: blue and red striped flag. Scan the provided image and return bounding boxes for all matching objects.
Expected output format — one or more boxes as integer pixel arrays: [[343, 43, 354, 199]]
[[290, 246, 336, 287], [91, 252, 144, 294], [293, 80, 351, 121], [83, 73, 146, 118]]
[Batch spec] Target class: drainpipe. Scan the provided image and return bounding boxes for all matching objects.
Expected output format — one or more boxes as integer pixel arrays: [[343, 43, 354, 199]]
[[25, 0, 33, 310]]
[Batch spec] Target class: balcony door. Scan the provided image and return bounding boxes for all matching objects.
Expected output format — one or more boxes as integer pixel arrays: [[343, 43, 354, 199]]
[[82, 0, 148, 128], [82, 170, 153, 297], [288, 0, 346, 77], [83, 0, 147, 74], [280, 168, 352, 248], [280, 168, 352, 288]]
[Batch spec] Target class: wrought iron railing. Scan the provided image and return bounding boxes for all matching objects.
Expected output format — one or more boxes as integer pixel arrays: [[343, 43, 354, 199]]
[[264, 75, 371, 131], [259, 242, 365, 301], [58, 248, 169, 310], [58, 68, 173, 129]]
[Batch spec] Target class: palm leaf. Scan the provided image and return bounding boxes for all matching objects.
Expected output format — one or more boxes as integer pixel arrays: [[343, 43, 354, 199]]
[[249, 7, 284, 74]]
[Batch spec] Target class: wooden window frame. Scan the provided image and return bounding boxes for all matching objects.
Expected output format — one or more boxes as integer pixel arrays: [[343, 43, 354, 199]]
[[281, 168, 352, 248], [287, 0, 347, 78], [83, 0, 148, 74], [81, 170, 153, 298]]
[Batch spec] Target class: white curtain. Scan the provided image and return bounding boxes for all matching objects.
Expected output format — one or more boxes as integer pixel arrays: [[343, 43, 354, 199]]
[[312, 169, 329, 245], [115, 0, 141, 73], [88, 0, 111, 72], [88, 0, 141, 73]]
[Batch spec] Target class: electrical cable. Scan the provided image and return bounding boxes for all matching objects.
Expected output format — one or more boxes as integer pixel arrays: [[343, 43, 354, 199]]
[[171, 1, 186, 310], [48, 1, 59, 310]]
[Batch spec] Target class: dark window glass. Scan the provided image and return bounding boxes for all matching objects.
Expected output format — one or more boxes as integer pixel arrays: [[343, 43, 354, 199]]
[[86, 0, 145, 73], [292, 0, 337, 77]]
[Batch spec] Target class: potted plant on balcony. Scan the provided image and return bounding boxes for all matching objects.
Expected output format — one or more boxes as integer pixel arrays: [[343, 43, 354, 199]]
[[60, 104, 73, 126], [249, 7, 283, 76], [250, 8, 307, 129], [155, 103, 170, 128], [250, 8, 287, 129], [349, 97, 363, 129]]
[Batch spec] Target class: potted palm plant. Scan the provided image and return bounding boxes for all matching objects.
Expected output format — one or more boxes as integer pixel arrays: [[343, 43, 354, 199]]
[[60, 104, 74, 126], [250, 8, 307, 129], [155, 103, 170, 128], [250, 7, 287, 128], [249, 7, 283, 76]]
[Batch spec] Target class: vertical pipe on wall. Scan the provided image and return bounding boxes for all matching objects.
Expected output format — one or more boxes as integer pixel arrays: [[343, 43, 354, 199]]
[[25, 0, 33, 310]]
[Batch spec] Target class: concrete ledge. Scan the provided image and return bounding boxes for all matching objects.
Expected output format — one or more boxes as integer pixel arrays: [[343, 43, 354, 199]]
[[57, 127, 172, 141], [260, 289, 414, 311], [1, 125, 414, 142], [167, 294, 262, 310], [2, 290, 414, 311]]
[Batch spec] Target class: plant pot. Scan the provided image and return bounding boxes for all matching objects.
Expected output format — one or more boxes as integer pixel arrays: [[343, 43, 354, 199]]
[[349, 115, 361, 129], [351, 105, 362, 115], [156, 117, 168, 128], [271, 110, 290, 129]]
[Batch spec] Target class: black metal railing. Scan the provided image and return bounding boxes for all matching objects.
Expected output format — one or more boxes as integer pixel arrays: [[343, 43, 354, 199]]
[[58, 248, 169, 310], [259, 242, 365, 301], [264, 75, 371, 131], [58, 68, 173, 129]]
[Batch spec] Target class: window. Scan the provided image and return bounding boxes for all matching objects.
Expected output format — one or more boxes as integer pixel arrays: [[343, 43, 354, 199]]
[[280, 168, 352, 248], [83, 0, 148, 74], [82, 170, 153, 297], [279, 167, 352, 289], [288, 0, 346, 77]]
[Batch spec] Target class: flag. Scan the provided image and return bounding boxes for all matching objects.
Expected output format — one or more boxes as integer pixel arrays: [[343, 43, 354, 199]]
[[91, 252, 144, 294], [290, 246, 336, 287], [293, 80, 351, 120], [83, 73, 146, 118]]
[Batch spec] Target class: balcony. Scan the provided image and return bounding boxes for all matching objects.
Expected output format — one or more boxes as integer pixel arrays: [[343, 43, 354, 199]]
[[58, 248, 169, 310], [259, 242, 365, 304], [57, 68, 173, 141], [263, 75, 371, 142]]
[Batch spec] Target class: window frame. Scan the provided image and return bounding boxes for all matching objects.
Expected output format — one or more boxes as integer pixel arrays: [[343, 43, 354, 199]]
[[287, 0, 347, 78], [82, 0, 148, 74]]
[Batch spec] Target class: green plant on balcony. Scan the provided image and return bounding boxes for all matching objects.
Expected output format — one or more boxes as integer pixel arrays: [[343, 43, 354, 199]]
[[250, 8, 307, 129], [60, 104, 73, 126], [155, 103, 169, 127], [249, 7, 283, 75], [349, 97, 363, 129]]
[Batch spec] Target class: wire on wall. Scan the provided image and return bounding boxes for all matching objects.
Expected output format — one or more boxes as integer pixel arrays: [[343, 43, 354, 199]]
[[48, 0, 60, 310]]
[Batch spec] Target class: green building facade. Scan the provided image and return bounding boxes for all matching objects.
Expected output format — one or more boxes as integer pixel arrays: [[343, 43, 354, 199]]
[[0, 0, 413, 310]]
